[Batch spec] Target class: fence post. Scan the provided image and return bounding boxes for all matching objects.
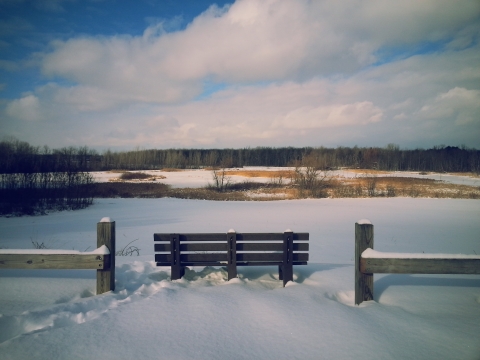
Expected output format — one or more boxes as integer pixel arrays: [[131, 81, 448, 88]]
[[355, 220, 374, 305], [97, 218, 115, 294]]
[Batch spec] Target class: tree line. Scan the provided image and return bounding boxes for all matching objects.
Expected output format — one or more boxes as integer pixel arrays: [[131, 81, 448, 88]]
[[1, 138, 479, 174], [0, 138, 94, 215]]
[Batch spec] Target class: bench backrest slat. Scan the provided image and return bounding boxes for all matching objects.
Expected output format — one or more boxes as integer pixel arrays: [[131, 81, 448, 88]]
[[154, 252, 308, 264], [154, 242, 309, 252], [154, 233, 309, 242]]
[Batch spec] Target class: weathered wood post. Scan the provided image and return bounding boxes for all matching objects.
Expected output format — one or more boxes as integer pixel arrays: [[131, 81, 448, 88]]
[[281, 229, 294, 287], [355, 220, 374, 305], [97, 217, 115, 294], [227, 229, 237, 280], [170, 233, 184, 280]]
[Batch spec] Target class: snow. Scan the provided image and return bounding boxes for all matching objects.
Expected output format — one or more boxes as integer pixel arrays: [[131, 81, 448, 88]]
[[1, 197, 480, 359], [92, 168, 267, 188], [100, 217, 112, 223], [356, 218, 372, 225], [362, 248, 480, 259]]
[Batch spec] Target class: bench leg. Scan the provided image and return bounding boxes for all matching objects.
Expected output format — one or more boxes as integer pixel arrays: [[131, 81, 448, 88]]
[[278, 265, 283, 280], [228, 265, 237, 280], [171, 264, 185, 280], [282, 265, 293, 287]]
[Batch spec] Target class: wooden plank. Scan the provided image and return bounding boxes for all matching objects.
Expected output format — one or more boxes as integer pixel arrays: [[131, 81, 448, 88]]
[[237, 243, 283, 251], [156, 261, 308, 267], [155, 253, 308, 264], [237, 233, 309, 241], [155, 242, 308, 252], [361, 258, 480, 274], [154, 243, 171, 252], [97, 220, 115, 295], [155, 243, 228, 252], [0, 254, 106, 269], [293, 243, 309, 251], [155, 233, 309, 241], [154, 233, 226, 242], [355, 222, 374, 305], [181, 243, 227, 252], [236, 242, 309, 252]]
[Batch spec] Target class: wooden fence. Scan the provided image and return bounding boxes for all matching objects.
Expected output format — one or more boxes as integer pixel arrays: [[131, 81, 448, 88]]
[[355, 220, 480, 305], [0, 218, 115, 295]]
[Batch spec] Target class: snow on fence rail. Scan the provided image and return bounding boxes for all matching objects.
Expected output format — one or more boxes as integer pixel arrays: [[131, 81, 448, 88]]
[[0, 218, 115, 295], [355, 220, 480, 305]]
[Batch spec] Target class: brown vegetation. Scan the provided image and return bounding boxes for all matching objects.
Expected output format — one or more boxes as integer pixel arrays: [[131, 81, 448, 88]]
[[160, 168, 184, 172], [76, 172, 480, 202], [331, 176, 480, 199], [223, 170, 294, 178], [110, 172, 166, 182], [119, 172, 151, 180]]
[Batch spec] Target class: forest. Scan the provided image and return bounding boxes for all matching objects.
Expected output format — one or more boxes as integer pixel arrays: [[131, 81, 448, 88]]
[[1, 138, 479, 174]]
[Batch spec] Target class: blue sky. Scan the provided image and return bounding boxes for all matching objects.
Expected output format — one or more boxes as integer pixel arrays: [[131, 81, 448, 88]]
[[1, 0, 479, 150]]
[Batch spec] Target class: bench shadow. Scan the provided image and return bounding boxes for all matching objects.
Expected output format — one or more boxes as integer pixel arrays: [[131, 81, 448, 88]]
[[374, 274, 480, 299], [237, 263, 350, 284]]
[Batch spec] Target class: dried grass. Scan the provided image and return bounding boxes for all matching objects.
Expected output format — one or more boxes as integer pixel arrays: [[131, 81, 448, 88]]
[[331, 176, 480, 199], [223, 170, 295, 178], [160, 168, 184, 172], [91, 173, 480, 201], [346, 169, 392, 175]]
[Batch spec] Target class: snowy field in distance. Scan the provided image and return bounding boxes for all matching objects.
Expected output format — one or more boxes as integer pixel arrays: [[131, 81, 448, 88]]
[[1, 196, 480, 359], [92, 167, 480, 188]]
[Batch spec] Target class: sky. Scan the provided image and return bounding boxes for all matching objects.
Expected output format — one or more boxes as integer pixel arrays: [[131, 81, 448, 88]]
[[0, 0, 479, 151]]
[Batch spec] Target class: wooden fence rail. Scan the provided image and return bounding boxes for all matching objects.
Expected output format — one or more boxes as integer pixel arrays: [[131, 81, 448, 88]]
[[355, 220, 480, 305], [0, 218, 115, 295]]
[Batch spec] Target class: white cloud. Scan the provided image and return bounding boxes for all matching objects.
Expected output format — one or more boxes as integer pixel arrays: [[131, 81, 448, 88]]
[[6, 94, 41, 121], [281, 102, 383, 129], [420, 87, 480, 125], [39, 0, 480, 108]]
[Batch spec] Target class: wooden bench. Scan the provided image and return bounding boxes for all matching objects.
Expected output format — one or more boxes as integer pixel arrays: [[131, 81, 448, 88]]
[[154, 230, 309, 286]]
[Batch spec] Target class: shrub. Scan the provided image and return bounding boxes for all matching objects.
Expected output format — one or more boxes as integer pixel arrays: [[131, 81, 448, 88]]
[[119, 172, 151, 180]]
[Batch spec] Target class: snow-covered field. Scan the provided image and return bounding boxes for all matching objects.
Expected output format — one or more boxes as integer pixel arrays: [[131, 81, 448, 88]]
[[1, 196, 480, 359], [92, 167, 480, 188]]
